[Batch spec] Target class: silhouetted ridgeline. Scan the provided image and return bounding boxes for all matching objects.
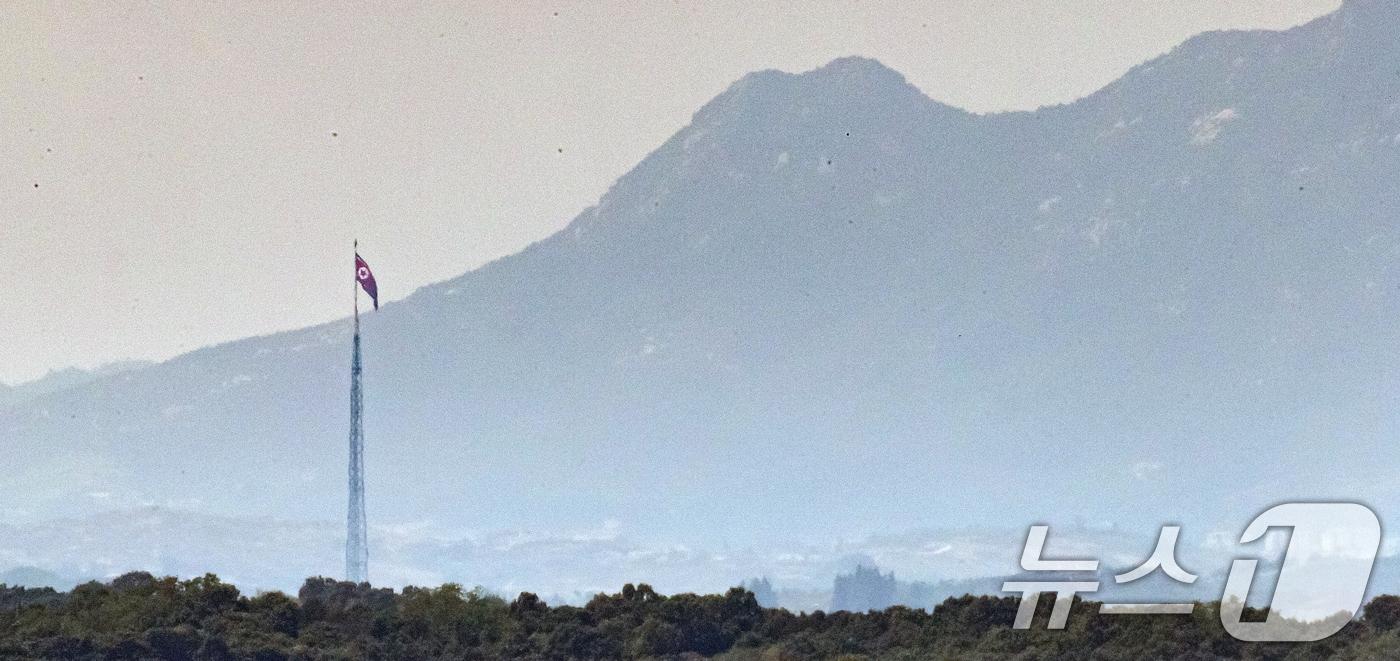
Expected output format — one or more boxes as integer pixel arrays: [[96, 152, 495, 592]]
[[2, 574, 1400, 659]]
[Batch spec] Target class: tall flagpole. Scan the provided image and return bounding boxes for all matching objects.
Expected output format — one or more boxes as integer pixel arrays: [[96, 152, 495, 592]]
[[346, 239, 369, 583]]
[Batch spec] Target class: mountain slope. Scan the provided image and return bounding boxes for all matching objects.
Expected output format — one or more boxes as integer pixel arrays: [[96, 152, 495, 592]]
[[4, 0, 1400, 551], [0, 362, 152, 408]]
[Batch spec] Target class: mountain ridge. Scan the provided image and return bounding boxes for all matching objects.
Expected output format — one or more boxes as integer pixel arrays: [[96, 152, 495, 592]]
[[5, 0, 1399, 580]]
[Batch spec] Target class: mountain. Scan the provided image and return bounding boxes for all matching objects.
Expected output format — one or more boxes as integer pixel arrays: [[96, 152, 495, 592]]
[[0, 362, 152, 409], [4, 0, 1400, 579]]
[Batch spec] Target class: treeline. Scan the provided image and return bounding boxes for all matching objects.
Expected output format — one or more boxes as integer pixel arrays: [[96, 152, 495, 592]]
[[2, 573, 1400, 659]]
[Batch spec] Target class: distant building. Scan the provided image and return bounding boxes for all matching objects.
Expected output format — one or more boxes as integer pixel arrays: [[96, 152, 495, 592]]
[[832, 565, 896, 612], [743, 577, 778, 608]]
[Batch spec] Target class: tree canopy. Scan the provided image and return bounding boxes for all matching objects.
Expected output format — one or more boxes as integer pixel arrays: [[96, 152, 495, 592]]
[[0, 573, 1398, 659]]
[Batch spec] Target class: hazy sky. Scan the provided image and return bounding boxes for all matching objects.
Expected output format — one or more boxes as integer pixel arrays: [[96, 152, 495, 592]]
[[1, 1, 1340, 385]]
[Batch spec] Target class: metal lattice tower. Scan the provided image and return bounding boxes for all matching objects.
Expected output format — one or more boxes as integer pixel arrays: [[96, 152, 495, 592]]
[[346, 284, 368, 583]]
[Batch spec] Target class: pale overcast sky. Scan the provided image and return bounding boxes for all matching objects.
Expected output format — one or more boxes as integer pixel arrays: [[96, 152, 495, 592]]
[[1, 1, 1340, 385]]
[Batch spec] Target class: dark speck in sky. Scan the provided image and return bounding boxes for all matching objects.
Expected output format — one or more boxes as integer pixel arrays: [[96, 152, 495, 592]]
[[331, 132, 338, 137]]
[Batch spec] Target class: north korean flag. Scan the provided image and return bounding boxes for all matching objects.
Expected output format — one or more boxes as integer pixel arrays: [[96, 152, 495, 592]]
[[355, 253, 379, 310]]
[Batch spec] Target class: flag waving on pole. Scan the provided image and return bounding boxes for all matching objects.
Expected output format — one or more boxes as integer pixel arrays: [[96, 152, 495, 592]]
[[355, 253, 379, 310]]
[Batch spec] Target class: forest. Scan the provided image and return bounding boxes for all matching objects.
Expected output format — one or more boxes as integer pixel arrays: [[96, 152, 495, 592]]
[[2, 573, 1400, 659]]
